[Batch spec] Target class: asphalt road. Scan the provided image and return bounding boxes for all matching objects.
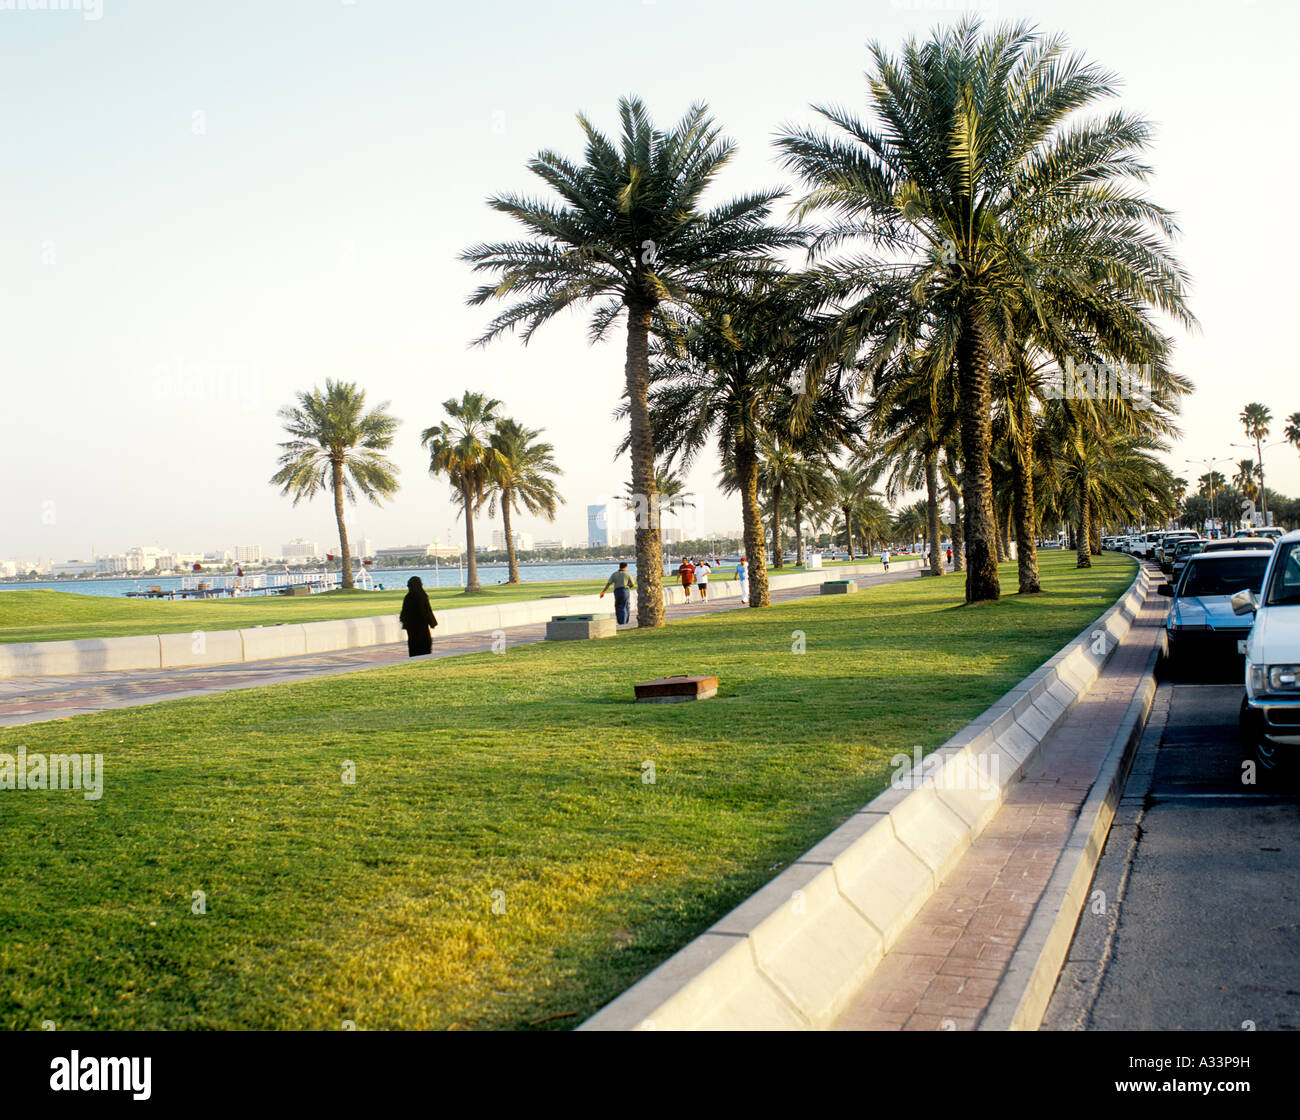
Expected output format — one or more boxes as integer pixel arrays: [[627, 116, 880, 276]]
[[1045, 670, 1300, 1031]]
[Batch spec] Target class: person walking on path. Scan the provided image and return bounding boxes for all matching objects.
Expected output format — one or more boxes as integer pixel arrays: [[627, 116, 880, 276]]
[[881, 547, 890, 572], [696, 559, 711, 600], [399, 575, 438, 657], [734, 556, 750, 605], [677, 556, 696, 600], [600, 562, 636, 625]]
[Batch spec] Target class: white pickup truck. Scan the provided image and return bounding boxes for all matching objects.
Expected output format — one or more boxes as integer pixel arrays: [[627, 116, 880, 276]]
[[1233, 528, 1300, 780]]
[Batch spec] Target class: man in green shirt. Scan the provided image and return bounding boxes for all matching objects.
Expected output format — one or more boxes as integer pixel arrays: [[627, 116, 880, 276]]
[[600, 562, 636, 624]]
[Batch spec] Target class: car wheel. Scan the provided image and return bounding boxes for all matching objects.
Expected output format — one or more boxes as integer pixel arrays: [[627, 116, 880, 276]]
[[1239, 698, 1284, 789], [1164, 637, 1183, 682]]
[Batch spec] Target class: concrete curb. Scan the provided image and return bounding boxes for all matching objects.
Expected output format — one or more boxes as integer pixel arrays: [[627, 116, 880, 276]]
[[976, 638, 1161, 1032], [579, 564, 1151, 1031], [0, 560, 922, 678]]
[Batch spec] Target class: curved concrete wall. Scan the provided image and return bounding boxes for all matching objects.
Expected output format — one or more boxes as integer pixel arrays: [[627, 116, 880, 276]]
[[0, 558, 922, 678], [580, 565, 1150, 1031]]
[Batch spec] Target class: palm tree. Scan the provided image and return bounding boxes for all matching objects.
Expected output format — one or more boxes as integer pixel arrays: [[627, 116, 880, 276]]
[[1232, 458, 1260, 502], [461, 97, 802, 626], [489, 419, 564, 584], [642, 280, 827, 607], [1240, 403, 1273, 521], [777, 18, 1193, 603], [828, 462, 875, 559], [270, 380, 399, 590], [422, 392, 503, 594], [623, 468, 694, 543], [893, 500, 930, 546], [1285, 411, 1300, 455], [864, 359, 952, 578]]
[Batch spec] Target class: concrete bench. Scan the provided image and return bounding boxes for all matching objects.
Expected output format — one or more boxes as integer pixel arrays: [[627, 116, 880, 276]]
[[820, 580, 858, 594], [545, 613, 617, 641]]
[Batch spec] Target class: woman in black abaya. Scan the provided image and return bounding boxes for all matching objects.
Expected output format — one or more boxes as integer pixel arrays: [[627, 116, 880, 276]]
[[399, 575, 437, 656]]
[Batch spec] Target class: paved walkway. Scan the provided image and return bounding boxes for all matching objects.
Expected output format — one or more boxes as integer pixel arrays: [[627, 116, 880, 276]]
[[0, 566, 922, 728], [831, 574, 1167, 1031]]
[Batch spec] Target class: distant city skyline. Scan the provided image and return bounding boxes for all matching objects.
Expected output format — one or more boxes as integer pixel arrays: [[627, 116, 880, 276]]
[[3, 1, 1297, 559]]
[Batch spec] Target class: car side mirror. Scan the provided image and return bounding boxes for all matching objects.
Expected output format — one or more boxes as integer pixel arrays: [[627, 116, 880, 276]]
[[1231, 589, 1258, 616], [1157, 583, 1173, 597]]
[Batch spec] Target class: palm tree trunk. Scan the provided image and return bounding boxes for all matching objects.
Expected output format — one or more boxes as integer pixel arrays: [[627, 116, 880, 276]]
[[771, 482, 784, 569], [736, 436, 770, 607], [502, 489, 520, 584], [842, 506, 855, 560], [1090, 519, 1101, 556], [463, 487, 481, 592], [948, 460, 965, 572], [956, 313, 1000, 601], [332, 458, 354, 591], [1256, 435, 1269, 521], [1011, 439, 1041, 593], [625, 302, 664, 627], [1076, 476, 1092, 569], [925, 451, 943, 576], [794, 498, 805, 568]]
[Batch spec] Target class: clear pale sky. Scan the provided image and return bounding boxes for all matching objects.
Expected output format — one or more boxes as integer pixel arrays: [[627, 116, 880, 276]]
[[2, 0, 1297, 560]]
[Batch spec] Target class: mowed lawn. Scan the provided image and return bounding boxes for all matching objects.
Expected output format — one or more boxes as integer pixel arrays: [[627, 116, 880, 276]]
[[0, 559, 874, 645], [0, 580, 607, 645], [0, 550, 1134, 1031]]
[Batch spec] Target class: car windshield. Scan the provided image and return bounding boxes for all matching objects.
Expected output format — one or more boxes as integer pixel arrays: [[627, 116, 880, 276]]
[[1178, 556, 1269, 598], [1264, 542, 1300, 607], [1175, 541, 1204, 558]]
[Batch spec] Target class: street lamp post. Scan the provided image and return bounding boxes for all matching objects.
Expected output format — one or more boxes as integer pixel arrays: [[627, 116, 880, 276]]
[[1230, 439, 1289, 525]]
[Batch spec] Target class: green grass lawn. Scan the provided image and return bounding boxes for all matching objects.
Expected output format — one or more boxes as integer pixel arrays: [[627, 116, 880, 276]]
[[0, 559, 879, 645], [0, 550, 1135, 1031], [0, 580, 609, 645]]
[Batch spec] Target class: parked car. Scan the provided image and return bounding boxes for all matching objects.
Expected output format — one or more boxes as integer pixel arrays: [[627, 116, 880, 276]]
[[1233, 530, 1300, 779], [1204, 537, 1275, 554], [1159, 550, 1273, 680], [1167, 537, 1208, 582], [1155, 529, 1201, 569], [1233, 526, 1285, 543]]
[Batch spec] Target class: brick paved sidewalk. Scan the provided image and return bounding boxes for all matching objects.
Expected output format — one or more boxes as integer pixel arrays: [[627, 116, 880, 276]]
[[0, 566, 920, 728], [831, 590, 1168, 1031]]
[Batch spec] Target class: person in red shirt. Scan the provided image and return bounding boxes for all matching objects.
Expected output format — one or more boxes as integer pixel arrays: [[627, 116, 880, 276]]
[[676, 557, 696, 599]]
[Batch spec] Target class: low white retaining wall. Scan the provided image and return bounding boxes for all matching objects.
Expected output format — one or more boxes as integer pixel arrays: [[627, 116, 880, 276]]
[[0, 558, 923, 678], [579, 565, 1151, 1031]]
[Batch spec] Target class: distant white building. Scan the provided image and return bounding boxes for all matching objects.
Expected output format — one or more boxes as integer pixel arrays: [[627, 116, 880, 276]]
[[374, 544, 435, 562], [281, 538, 321, 563], [95, 554, 131, 573], [491, 529, 535, 552], [235, 544, 262, 564], [51, 560, 98, 576], [533, 537, 568, 550], [355, 537, 373, 559], [125, 546, 169, 572]]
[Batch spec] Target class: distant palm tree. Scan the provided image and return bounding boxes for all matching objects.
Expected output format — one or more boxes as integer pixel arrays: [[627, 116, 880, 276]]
[[829, 463, 874, 559], [270, 380, 399, 590], [422, 392, 503, 593], [1240, 402, 1273, 520], [643, 279, 826, 607], [461, 96, 801, 626], [892, 500, 930, 546], [1233, 458, 1260, 502], [489, 419, 564, 584], [1285, 411, 1300, 455], [622, 469, 694, 539]]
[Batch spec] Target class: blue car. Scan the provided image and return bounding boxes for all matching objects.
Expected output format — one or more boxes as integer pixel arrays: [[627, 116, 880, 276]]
[[1160, 550, 1273, 679]]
